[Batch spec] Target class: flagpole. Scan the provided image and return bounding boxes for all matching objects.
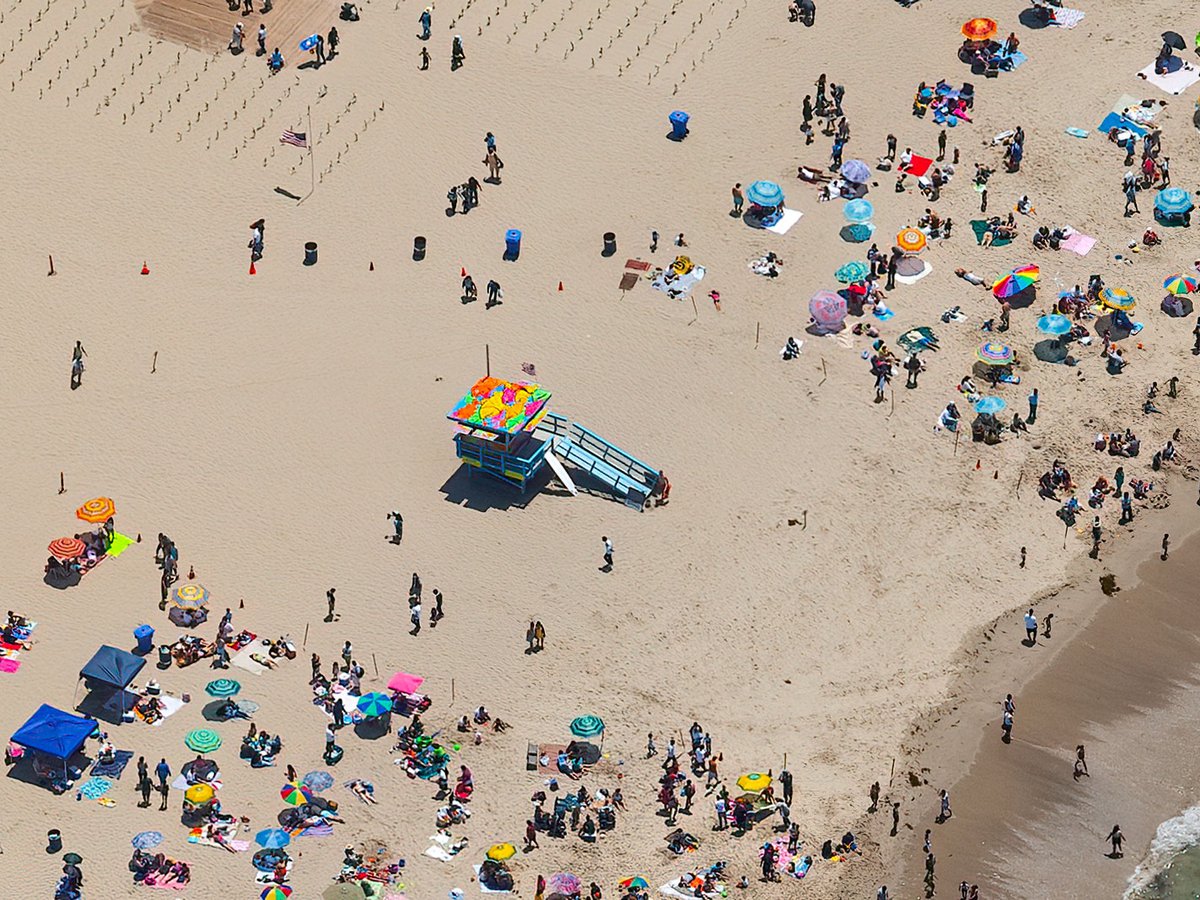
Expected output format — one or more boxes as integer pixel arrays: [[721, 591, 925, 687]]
[[307, 104, 315, 200]]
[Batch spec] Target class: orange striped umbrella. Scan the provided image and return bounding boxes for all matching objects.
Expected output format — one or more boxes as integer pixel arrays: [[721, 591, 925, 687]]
[[961, 17, 998, 41], [49, 537, 86, 560], [76, 497, 116, 523], [896, 228, 927, 253]]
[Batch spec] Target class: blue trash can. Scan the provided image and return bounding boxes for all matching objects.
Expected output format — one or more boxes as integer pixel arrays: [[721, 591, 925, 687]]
[[134, 624, 155, 655], [504, 229, 522, 260], [669, 110, 689, 140]]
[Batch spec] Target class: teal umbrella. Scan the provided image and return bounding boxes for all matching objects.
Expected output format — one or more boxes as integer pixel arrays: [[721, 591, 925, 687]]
[[205, 678, 241, 697], [356, 692, 393, 719], [745, 180, 784, 207], [569, 715, 605, 738], [185, 728, 222, 753], [835, 261, 869, 283]]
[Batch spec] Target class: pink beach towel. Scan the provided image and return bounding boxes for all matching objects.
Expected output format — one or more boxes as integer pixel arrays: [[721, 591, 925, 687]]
[[1061, 232, 1096, 256], [901, 155, 934, 177], [143, 877, 189, 890], [0, 659, 21, 673]]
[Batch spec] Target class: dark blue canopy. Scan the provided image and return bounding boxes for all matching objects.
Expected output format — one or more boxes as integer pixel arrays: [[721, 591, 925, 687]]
[[11, 704, 97, 759], [80, 645, 145, 689]]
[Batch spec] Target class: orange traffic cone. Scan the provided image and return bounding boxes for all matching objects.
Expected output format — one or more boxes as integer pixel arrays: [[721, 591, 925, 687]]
[[994, 470, 999, 479], [369, 261, 375, 271], [249, 261, 256, 275], [557, 281, 564, 292], [975, 459, 981, 470], [461, 266, 467, 277], [140, 262, 150, 275]]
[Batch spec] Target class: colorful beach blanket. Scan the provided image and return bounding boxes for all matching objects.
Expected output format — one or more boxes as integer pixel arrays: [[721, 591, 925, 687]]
[[106, 532, 136, 558], [1048, 7, 1085, 28], [1096, 111, 1146, 138], [91, 750, 134, 778], [900, 155, 933, 177]]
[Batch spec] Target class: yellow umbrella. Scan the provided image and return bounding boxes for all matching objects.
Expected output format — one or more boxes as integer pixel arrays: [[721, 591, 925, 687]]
[[736, 773, 771, 793], [486, 843, 516, 861], [896, 228, 927, 254], [184, 783, 215, 805]]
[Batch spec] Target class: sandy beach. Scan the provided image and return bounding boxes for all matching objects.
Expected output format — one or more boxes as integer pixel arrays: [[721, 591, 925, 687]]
[[3, 0, 1200, 896]]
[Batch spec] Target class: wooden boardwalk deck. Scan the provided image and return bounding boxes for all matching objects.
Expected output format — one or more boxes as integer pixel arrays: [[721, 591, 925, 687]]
[[135, 0, 337, 57]]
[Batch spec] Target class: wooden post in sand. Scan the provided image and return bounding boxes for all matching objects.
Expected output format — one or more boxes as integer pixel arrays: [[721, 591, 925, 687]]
[[1015, 471, 1023, 500], [151, 350, 158, 373], [818, 358, 827, 387], [953, 429, 961, 456], [889, 757, 895, 787], [485, 343, 490, 377], [302, 622, 309, 649], [47, 254, 55, 276], [371, 652, 379, 676], [451, 677, 456, 703], [58, 471, 65, 494], [754, 321, 760, 349], [690, 296, 698, 323]]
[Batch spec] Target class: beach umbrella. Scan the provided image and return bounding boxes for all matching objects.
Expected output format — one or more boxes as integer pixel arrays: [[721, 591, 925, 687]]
[[621, 878, 650, 891], [1036, 314, 1073, 336], [896, 228, 927, 254], [184, 729, 222, 753], [262, 887, 293, 900], [386, 671, 425, 694], [255, 828, 292, 849], [961, 17, 997, 41], [843, 198, 874, 223], [1154, 187, 1194, 215], [302, 770, 335, 792], [357, 692, 393, 719], [1101, 287, 1137, 311], [1164, 274, 1199, 295], [280, 782, 314, 805], [172, 583, 210, 609], [184, 783, 215, 805], [736, 772, 772, 793], [1163, 31, 1186, 50], [131, 831, 163, 850], [548, 874, 582, 896], [76, 497, 116, 523], [973, 396, 1007, 415], [48, 537, 86, 560], [486, 843, 517, 861], [991, 264, 1039, 299], [63, 852, 83, 865], [839, 159, 871, 184], [834, 261, 869, 283], [745, 180, 784, 207], [204, 678, 240, 698], [569, 715, 605, 739], [976, 342, 1014, 365], [809, 290, 848, 333]]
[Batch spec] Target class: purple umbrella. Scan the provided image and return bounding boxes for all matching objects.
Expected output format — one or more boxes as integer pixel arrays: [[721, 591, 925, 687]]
[[809, 290, 848, 333], [839, 159, 871, 184]]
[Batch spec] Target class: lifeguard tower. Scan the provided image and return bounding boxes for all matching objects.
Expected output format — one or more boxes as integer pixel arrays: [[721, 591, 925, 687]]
[[447, 376, 660, 508]]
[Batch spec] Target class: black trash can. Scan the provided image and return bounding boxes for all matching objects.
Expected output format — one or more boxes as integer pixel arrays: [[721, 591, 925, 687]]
[[602, 232, 616, 257], [413, 236, 426, 261], [47, 830, 62, 853], [303, 242, 318, 266], [157, 644, 172, 669]]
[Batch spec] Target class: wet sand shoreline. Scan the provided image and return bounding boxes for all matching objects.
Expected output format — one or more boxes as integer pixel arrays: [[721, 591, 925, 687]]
[[883, 482, 1200, 897]]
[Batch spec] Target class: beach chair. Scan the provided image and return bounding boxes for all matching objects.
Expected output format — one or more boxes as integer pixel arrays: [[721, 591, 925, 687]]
[[959, 82, 975, 108], [526, 743, 538, 771]]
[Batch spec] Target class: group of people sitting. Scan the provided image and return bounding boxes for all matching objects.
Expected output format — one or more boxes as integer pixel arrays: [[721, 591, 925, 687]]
[[2, 611, 33, 650], [240, 723, 282, 767], [171, 635, 216, 667], [130, 851, 191, 886]]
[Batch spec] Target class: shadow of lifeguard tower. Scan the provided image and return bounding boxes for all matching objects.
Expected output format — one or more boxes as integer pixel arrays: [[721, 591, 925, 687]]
[[442, 376, 660, 511]]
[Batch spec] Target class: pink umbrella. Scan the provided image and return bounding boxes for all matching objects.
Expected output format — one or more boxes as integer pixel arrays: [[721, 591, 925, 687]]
[[809, 290, 848, 333], [548, 874, 582, 896], [387, 672, 425, 694]]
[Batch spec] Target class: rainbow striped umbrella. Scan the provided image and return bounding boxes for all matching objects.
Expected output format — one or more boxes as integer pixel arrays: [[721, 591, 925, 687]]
[[1164, 274, 1199, 295], [261, 886, 292, 900], [280, 782, 313, 805], [1101, 287, 1137, 311], [977, 342, 1014, 365], [992, 264, 1039, 299], [48, 537, 86, 560]]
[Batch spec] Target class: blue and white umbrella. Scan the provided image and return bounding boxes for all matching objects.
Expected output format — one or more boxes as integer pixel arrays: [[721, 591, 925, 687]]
[[1155, 187, 1193, 215], [974, 396, 1007, 415], [843, 198, 874, 223], [839, 159, 871, 184], [132, 831, 163, 850], [302, 770, 334, 792], [1036, 314, 1073, 336], [745, 180, 784, 207]]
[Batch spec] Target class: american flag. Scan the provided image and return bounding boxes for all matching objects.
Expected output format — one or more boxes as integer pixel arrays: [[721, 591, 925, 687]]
[[280, 129, 307, 148]]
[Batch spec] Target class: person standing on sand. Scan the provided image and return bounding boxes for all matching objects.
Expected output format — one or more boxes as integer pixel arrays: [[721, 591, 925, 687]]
[[526, 621, 536, 654], [431, 588, 444, 625], [891, 801, 901, 836], [486, 279, 502, 308], [483, 147, 502, 182], [1090, 517, 1102, 559], [779, 767, 793, 805], [257, 23, 267, 55], [315, 32, 326, 66], [1075, 745, 1089, 778], [1162, 533, 1170, 560], [70, 340, 87, 388], [1024, 608, 1038, 644], [409, 600, 422, 635], [869, 781, 880, 812], [418, 6, 431, 39], [1001, 708, 1014, 742], [600, 536, 613, 571], [451, 34, 465, 70], [533, 620, 545, 650], [937, 129, 947, 161], [325, 587, 337, 622], [731, 183, 744, 217], [938, 789, 951, 822], [1107, 824, 1125, 857]]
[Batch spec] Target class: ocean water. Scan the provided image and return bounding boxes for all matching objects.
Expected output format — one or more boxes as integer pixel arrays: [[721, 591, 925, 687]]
[[1127, 807, 1200, 899]]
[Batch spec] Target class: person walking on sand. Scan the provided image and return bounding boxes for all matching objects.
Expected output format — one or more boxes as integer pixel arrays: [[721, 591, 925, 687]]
[[315, 32, 326, 66], [431, 588, 444, 626], [869, 780, 880, 812], [70, 340, 88, 388], [483, 147, 502, 182], [418, 6, 431, 39], [600, 536, 614, 571], [1075, 745, 1089, 778], [410, 571, 422, 600], [325, 587, 337, 622], [891, 801, 900, 836], [937, 129, 947, 161], [257, 23, 267, 55], [731, 183, 744, 217], [1124, 181, 1139, 216], [409, 600, 422, 635], [938, 788, 951, 822], [451, 34, 465, 69], [1024, 608, 1038, 644], [387, 510, 403, 543], [138, 773, 153, 808], [526, 621, 536, 654], [419, 45, 430, 69], [1107, 824, 1124, 857], [327, 26, 339, 59], [1162, 533, 1170, 560], [486, 279, 502, 308], [1001, 708, 1013, 742], [1090, 516, 1102, 558], [533, 620, 545, 651]]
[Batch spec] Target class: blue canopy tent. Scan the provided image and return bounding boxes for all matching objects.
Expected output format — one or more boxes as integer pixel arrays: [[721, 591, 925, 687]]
[[11, 704, 98, 777], [77, 645, 146, 721]]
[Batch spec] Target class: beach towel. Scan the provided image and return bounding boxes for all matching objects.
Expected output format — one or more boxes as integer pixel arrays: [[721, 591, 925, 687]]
[[624, 259, 651, 271], [1112, 94, 1161, 124], [424, 845, 454, 862], [764, 208, 803, 235], [1061, 232, 1096, 255], [1138, 60, 1200, 96], [658, 885, 720, 900], [969, 220, 1013, 247], [1048, 7, 1084, 27], [0, 658, 21, 673], [473, 865, 514, 893], [106, 532, 136, 558], [900, 155, 933, 177], [537, 744, 568, 775], [187, 833, 250, 852], [996, 49, 1027, 69], [142, 877, 189, 891], [147, 695, 185, 726], [78, 777, 113, 799], [298, 822, 334, 838], [228, 632, 257, 651], [91, 750, 134, 778], [232, 648, 268, 675], [1096, 111, 1146, 138]]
